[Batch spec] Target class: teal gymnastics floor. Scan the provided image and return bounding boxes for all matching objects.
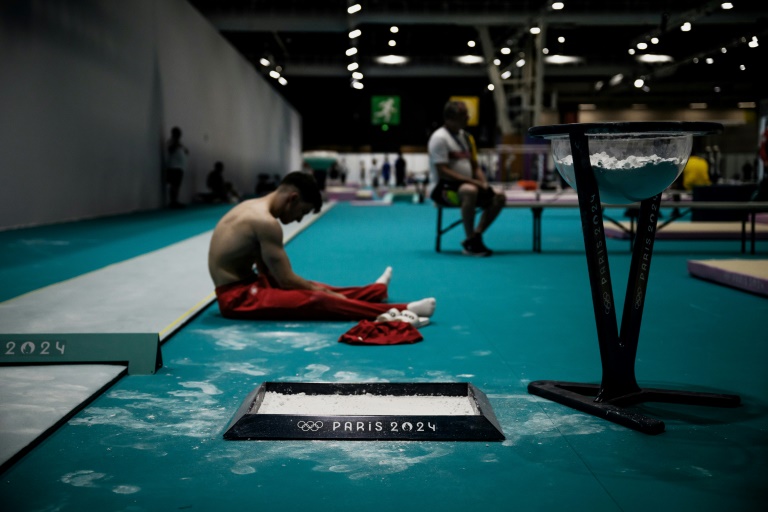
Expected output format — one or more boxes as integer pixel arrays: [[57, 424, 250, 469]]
[[1, 201, 766, 511]]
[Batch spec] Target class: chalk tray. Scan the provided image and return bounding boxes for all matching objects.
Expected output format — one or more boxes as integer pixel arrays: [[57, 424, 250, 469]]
[[223, 382, 505, 441]]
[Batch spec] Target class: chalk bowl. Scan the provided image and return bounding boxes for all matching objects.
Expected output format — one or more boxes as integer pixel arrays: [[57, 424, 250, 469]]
[[551, 133, 693, 204]]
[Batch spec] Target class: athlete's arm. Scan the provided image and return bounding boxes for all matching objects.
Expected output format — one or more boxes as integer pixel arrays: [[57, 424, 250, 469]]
[[258, 219, 346, 299]]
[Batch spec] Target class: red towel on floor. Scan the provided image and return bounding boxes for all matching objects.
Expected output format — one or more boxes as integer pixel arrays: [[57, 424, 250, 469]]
[[338, 320, 423, 345]]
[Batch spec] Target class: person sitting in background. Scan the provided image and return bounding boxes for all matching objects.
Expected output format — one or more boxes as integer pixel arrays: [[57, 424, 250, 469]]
[[255, 173, 278, 197], [428, 100, 505, 256], [206, 161, 240, 203], [683, 154, 711, 191]]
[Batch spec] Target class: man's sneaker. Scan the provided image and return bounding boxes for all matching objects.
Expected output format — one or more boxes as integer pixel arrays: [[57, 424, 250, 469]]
[[462, 235, 492, 257]]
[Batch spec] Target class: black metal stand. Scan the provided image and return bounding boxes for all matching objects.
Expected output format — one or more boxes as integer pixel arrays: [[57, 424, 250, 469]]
[[527, 123, 740, 435]]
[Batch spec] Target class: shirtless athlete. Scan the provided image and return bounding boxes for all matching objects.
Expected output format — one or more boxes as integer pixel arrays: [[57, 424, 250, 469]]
[[208, 171, 436, 321]]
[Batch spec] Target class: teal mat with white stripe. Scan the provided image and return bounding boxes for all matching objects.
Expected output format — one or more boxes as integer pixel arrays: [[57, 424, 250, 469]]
[[1, 202, 766, 511]]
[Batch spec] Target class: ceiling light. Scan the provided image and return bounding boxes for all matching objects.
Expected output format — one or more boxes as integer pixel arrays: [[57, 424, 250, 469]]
[[259, 58, 270, 67], [390, 26, 399, 33], [543, 55, 583, 64], [487, 84, 494, 91], [347, 4, 361, 14], [501, 47, 511, 55], [516, 58, 526, 67], [468, 40, 476, 47], [558, 37, 565, 43], [352, 81, 364, 90], [633, 78, 644, 88], [651, 37, 659, 44], [349, 29, 361, 39], [637, 42, 648, 50], [542, 48, 549, 54], [739, 64, 746, 70], [609, 73, 624, 86], [628, 48, 636, 55], [389, 40, 396, 47], [493, 58, 501, 65], [551, 2, 565, 9], [347, 62, 359, 71], [346, 47, 358, 56], [530, 27, 541, 35], [269, 70, 280, 79], [680, 22, 692, 32], [278, 77, 287, 86], [500, 70, 512, 79], [714, 86, 721, 92], [748, 37, 759, 48], [455, 55, 484, 64], [636, 54, 673, 64], [375, 55, 409, 65], [721, 2, 733, 9], [594, 81, 604, 91], [352, 71, 363, 79], [706, 57, 714, 64]]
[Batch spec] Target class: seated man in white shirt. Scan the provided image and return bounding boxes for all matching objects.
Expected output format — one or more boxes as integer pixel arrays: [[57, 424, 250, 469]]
[[428, 101, 505, 256]]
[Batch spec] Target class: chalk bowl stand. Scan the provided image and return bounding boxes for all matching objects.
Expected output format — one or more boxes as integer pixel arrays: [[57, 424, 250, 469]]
[[527, 122, 740, 435]]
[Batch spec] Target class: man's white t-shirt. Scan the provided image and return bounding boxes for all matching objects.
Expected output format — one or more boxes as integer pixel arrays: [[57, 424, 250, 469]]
[[428, 126, 474, 183]]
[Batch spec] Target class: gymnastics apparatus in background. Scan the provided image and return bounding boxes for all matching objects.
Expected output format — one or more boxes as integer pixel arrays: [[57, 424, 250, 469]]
[[527, 121, 740, 435]]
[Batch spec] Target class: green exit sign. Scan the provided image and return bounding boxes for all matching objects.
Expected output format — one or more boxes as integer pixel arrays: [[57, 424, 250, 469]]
[[371, 96, 400, 125]]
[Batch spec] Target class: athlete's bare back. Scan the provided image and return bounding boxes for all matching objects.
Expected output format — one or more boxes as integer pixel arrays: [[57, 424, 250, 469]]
[[207, 196, 276, 287]]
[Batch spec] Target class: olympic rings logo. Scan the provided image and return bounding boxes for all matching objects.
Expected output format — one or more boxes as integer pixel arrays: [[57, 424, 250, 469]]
[[297, 421, 323, 431]]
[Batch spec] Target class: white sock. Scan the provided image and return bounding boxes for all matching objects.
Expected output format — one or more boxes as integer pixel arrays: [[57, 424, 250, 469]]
[[407, 298, 436, 317], [375, 266, 393, 285]]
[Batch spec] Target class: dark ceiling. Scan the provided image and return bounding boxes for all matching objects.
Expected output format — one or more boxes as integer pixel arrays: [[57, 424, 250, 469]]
[[187, 1, 766, 149]]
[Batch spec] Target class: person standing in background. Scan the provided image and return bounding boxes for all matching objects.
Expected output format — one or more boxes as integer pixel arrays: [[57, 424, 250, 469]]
[[381, 155, 392, 187], [370, 158, 380, 189], [166, 126, 189, 208], [395, 151, 407, 187]]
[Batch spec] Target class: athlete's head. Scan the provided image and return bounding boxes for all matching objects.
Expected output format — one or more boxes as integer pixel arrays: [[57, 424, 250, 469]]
[[279, 171, 322, 216]]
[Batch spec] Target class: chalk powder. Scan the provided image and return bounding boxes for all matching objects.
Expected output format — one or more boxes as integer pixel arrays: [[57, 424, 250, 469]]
[[252, 392, 478, 416], [557, 152, 683, 204]]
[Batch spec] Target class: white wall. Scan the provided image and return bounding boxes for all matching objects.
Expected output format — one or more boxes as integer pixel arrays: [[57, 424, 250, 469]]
[[0, 0, 301, 230], [337, 153, 430, 187]]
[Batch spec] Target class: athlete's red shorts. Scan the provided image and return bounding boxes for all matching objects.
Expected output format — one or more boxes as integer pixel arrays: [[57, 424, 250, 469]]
[[215, 274, 407, 321]]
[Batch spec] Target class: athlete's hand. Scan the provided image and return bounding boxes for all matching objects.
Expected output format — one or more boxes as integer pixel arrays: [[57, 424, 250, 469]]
[[322, 289, 348, 300]]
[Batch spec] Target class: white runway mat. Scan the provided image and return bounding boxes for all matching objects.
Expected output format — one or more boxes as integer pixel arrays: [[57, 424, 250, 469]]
[[0, 203, 333, 471]]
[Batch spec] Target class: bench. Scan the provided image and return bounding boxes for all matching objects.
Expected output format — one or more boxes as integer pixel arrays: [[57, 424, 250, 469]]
[[435, 200, 578, 253], [435, 199, 768, 254], [605, 201, 768, 254]]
